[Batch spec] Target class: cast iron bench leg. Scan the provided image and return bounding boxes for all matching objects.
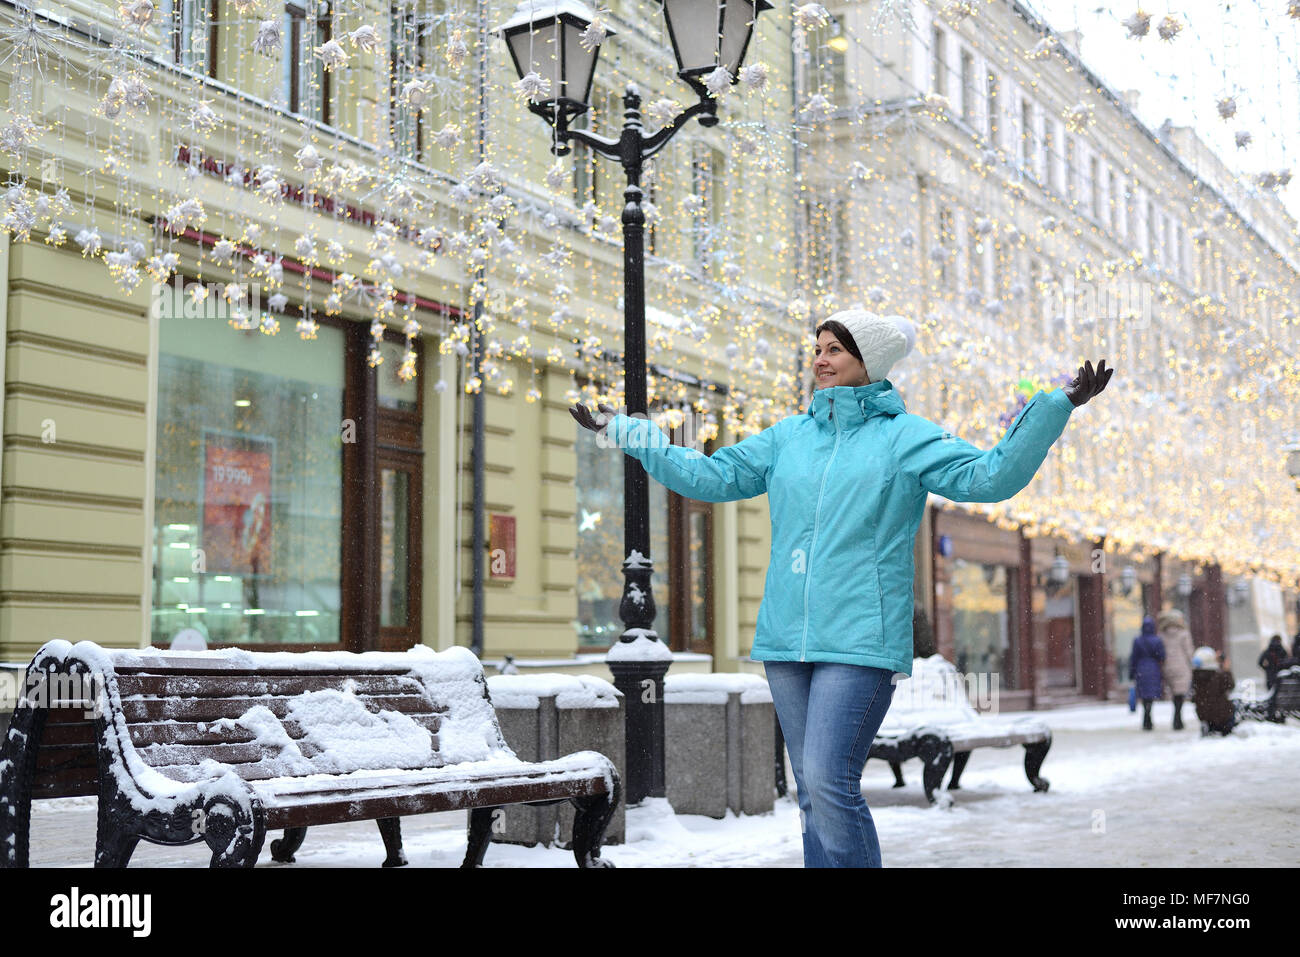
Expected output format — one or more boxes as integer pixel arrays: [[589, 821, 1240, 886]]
[[377, 817, 407, 867], [889, 761, 905, 788], [202, 798, 266, 868], [947, 751, 971, 790], [94, 805, 141, 869], [462, 806, 497, 868], [1023, 738, 1051, 792], [270, 827, 308, 863], [570, 773, 620, 869], [917, 734, 953, 805]]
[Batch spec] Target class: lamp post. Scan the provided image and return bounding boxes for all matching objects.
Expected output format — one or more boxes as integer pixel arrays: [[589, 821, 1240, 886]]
[[497, 0, 770, 805]]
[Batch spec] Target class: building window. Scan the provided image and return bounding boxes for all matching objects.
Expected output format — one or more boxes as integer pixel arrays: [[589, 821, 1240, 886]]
[[152, 285, 345, 646], [1043, 121, 1057, 192], [1088, 156, 1100, 220], [960, 49, 975, 124], [937, 205, 956, 289], [1064, 136, 1075, 204], [951, 560, 1020, 689], [691, 142, 725, 267], [931, 25, 946, 96], [1146, 198, 1157, 259], [967, 216, 985, 296], [575, 423, 670, 651], [985, 70, 999, 147], [1020, 98, 1034, 170], [161, 0, 215, 75], [284, 1, 331, 122]]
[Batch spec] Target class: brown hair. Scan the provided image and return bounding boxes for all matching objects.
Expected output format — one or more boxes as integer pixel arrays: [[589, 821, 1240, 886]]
[[814, 319, 863, 364]]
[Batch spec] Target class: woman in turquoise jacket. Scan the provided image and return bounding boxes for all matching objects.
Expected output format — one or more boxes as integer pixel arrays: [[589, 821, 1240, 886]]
[[572, 310, 1112, 866]]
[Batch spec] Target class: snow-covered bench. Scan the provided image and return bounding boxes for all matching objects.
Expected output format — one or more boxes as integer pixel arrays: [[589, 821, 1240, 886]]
[[0, 640, 620, 868], [867, 656, 1051, 804], [1236, 666, 1300, 724]]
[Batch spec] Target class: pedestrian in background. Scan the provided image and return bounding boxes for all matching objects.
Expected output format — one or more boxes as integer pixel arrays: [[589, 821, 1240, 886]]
[[1192, 645, 1237, 736], [1158, 609, 1193, 730], [572, 311, 1113, 867], [1129, 616, 1165, 731], [1257, 635, 1288, 722]]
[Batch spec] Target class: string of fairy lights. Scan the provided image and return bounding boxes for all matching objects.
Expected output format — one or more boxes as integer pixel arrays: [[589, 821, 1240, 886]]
[[0, 0, 1298, 587]]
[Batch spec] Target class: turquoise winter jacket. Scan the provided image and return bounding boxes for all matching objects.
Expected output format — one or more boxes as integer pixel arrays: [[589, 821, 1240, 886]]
[[604, 379, 1076, 676]]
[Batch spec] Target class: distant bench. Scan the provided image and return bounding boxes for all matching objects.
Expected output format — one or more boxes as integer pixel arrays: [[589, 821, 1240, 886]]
[[0, 640, 619, 868], [1236, 665, 1300, 724], [867, 656, 1051, 804]]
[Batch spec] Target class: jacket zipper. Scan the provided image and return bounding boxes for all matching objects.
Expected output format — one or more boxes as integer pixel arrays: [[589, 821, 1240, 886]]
[[801, 395, 842, 662]]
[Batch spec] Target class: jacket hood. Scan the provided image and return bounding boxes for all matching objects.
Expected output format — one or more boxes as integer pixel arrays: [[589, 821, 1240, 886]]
[[1141, 616, 1157, 635], [805, 379, 907, 429]]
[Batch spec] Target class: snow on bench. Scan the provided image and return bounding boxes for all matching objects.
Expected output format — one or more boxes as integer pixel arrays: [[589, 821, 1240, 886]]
[[0, 640, 620, 868], [869, 655, 1052, 804]]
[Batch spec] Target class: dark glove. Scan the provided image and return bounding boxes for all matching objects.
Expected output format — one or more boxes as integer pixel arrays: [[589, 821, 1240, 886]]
[[569, 402, 617, 434], [1063, 359, 1113, 407]]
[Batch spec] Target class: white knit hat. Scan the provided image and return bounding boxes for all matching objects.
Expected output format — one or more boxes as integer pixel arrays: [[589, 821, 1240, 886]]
[[1192, 646, 1219, 670], [825, 309, 917, 382]]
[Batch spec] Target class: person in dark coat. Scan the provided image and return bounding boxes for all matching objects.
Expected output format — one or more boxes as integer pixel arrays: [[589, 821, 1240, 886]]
[[1259, 635, 1289, 722], [1192, 646, 1236, 735], [1288, 633, 1300, 669], [1129, 616, 1166, 731]]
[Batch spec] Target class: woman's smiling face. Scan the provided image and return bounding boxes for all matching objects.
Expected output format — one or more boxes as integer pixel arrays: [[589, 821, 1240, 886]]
[[813, 329, 870, 389]]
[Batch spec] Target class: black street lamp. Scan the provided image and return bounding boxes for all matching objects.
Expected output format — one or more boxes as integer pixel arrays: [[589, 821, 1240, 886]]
[[497, 0, 769, 805]]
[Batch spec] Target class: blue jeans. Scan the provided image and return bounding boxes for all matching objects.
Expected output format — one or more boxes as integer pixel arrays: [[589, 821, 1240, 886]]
[[765, 661, 896, 868]]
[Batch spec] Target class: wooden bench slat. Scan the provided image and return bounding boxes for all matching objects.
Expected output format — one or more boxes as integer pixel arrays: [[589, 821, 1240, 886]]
[[126, 712, 442, 748], [266, 776, 608, 829], [115, 673, 432, 700], [32, 764, 98, 798], [136, 740, 329, 768], [120, 694, 438, 724]]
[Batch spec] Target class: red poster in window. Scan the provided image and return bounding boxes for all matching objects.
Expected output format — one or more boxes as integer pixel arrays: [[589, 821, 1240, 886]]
[[489, 513, 516, 579], [203, 435, 273, 576]]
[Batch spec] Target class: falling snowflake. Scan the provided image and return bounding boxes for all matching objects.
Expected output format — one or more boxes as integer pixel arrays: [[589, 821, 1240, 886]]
[[253, 19, 281, 56]]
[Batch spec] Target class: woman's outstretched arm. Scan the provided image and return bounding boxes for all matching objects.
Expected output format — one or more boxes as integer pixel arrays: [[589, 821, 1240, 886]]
[[570, 404, 781, 503], [893, 359, 1113, 503]]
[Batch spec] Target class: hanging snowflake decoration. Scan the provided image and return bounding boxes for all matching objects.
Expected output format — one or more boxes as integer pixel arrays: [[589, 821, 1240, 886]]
[[117, 0, 155, 31], [850, 161, 872, 182], [2, 191, 35, 242], [544, 162, 567, 191], [1064, 102, 1093, 133], [737, 62, 769, 95], [1235, 129, 1252, 149], [252, 19, 282, 56], [579, 15, 609, 52], [799, 93, 835, 123], [229, 307, 256, 331], [1027, 36, 1057, 60], [325, 240, 344, 262], [259, 313, 280, 335], [1156, 14, 1182, 41], [211, 237, 237, 262], [401, 78, 431, 107], [647, 98, 680, 127], [315, 39, 348, 71], [433, 123, 461, 150], [0, 114, 41, 157], [267, 291, 288, 312], [145, 251, 180, 283], [347, 25, 381, 52], [294, 235, 317, 259], [445, 30, 470, 72], [703, 66, 733, 98], [899, 228, 916, 248], [1040, 215, 1059, 232], [296, 315, 319, 339], [1123, 10, 1151, 38], [188, 100, 219, 133], [163, 197, 206, 234], [294, 143, 322, 173], [367, 319, 385, 367], [514, 71, 552, 103], [793, 3, 831, 29], [256, 167, 285, 203], [973, 215, 994, 235], [397, 348, 418, 382], [1216, 95, 1237, 120], [939, 1, 975, 24], [230, 0, 259, 12], [75, 227, 102, 257], [45, 224, 66, 246]]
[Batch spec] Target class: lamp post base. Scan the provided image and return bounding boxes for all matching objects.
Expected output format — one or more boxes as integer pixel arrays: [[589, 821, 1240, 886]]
[[607, 656, 671, 805]]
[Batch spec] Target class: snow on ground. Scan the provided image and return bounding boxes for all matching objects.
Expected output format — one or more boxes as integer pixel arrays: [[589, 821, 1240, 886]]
[[25, 701, 1300, 867]]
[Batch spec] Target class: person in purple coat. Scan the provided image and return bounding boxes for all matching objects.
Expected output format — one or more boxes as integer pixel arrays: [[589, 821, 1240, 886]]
[[1130, 616, 1166, 730]]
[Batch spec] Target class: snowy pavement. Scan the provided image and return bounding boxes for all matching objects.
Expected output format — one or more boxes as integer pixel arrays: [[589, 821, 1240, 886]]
[[25, 701, 1300, 867]]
